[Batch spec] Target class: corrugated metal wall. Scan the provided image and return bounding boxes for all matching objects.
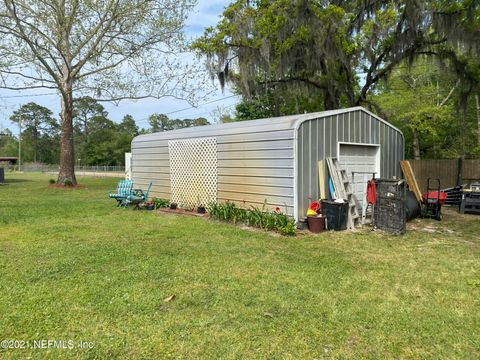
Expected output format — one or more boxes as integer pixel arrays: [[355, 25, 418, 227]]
[[131, 116, 300, 215], [296, 109, 404, 219], [131, 107, 403, 220]]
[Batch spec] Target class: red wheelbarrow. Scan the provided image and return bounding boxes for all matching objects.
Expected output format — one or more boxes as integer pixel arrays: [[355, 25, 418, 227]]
[[421, 178, 447, 221]]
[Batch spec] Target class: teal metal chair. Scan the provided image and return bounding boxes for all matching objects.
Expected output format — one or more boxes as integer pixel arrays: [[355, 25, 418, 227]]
[[108, 179, 133, 207], [125, 182, 153, 209]]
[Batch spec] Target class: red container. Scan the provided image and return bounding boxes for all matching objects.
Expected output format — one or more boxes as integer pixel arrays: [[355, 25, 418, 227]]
[[308, 201, 321, 213], [422, 191, 447, 205], [307, 215, 325, 233]]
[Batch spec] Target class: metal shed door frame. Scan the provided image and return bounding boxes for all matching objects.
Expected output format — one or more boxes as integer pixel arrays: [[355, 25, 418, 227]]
[[337, 141, 381, 207], [337, 142, 381, 173]]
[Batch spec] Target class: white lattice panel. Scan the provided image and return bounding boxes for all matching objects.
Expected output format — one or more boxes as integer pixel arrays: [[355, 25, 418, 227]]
[[168, 137, 217, 208]]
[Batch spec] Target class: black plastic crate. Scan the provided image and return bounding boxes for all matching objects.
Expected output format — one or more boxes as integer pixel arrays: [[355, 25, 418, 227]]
[[374, 197, 406, 235], [460, 191, 480, 214], [0, 167, 4, 183], [375, 179, 406, 201], [321, 200, 348, 231]]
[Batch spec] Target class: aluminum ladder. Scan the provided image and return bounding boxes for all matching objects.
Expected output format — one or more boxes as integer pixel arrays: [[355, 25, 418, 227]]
[[326, 157, 360, 229]]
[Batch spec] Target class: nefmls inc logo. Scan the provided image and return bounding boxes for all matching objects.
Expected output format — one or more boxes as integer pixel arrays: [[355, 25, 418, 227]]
[[34, 340, 75, 349]]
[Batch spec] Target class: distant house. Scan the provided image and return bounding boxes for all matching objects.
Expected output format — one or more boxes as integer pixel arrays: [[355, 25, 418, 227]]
[[0, 157, 18, 165]]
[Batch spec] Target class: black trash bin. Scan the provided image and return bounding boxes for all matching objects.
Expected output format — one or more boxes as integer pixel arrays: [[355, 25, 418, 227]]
[[374, 197, 406, 234], [0, 167, 4, 183], [374, 179, 406, 235], [321, 200, 348, 231], [375, 178, 406, 200]]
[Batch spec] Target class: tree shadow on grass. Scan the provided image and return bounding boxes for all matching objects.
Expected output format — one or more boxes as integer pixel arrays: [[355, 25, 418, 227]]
[[2, 178, 32, 183]]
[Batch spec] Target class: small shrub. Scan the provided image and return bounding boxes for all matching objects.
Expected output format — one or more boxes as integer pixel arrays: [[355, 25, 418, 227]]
[[275, 212, 289, 228], [208, 201, 237, 222], [63, 179, 73, 187], [152, 198, 170, 209], [233, 208, 247, 224], [48, 179, 55, 184], [246, 205, 264, 228], [278, 221, 297, 236], [207, 201, 219, 218], [208, 201, 296, 236]]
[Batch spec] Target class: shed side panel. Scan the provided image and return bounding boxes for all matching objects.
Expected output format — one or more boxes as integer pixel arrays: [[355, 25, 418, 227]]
[[132, 128, 296, 215], [379, 121, 404, 178], [217, 134, 295, 214], [296, 109, 403, 220]]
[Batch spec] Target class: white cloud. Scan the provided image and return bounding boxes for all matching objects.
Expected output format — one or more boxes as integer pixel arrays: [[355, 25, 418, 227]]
[[185, 1, 230, 37]]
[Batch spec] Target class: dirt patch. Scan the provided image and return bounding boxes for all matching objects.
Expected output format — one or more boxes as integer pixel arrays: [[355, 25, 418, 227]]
[[406, 206, 479, 241], [442, 205, 479, 222], [48, 184, 86, 189], [157, 208, 208, 218]]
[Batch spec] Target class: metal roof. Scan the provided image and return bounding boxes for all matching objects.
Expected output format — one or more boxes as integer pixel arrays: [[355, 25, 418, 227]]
[[0, 156, 18, 160], [132, 106, 402, 143]]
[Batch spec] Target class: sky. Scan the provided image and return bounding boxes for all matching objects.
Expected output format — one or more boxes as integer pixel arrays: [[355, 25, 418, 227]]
[[0, 0, 236, 133]]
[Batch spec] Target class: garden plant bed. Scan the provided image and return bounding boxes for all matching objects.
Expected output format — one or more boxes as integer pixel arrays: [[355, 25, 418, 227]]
[[157, 207, 209, 217]]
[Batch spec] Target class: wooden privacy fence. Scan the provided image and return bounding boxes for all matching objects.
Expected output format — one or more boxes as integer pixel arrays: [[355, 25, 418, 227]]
[[407, 159, 480, 191]]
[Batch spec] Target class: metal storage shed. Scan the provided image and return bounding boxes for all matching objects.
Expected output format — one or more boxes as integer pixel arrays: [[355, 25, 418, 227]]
[[131, 106, 404, 221]]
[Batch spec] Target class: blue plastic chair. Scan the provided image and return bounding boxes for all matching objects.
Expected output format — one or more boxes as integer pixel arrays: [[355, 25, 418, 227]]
[[125, 182, 153, 209], [108, 180, 133, 206]]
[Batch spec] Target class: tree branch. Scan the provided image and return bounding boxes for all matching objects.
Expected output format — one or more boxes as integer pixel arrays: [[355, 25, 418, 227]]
[[71, 0, 122, 76], [0, 69, 56, 83], [3, 0, 61, 86], [439, 79, 460, 107], [0, 84, 57, 90]]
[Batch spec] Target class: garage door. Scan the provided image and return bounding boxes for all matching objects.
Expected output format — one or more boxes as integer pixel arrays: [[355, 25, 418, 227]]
[[339, 144, 379, 208]]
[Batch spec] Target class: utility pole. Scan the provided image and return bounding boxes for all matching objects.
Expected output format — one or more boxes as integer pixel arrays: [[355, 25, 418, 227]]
[[18, 119, 23, 172], [476, 94, 480, 146]]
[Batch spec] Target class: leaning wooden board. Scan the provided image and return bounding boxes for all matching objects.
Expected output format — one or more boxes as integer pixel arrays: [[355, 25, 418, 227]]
[[400, 160, 422, 202], [318, 160, 326, 199]]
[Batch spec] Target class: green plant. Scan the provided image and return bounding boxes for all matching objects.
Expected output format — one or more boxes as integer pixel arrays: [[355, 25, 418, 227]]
[[208, 200, 296, 236], [208, 201, 237, 222], [233, 208, 247, 224], [247, 205, 264, 228], [279, 221, 297, 236], [207, 201, 219, 218], [63, 179, 73, 187], [152, 198, 170, 209], [48, 179, 55, 184]]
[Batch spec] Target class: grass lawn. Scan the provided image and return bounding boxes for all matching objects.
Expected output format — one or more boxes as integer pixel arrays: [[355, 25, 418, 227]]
[[0, 173, 479, 359]]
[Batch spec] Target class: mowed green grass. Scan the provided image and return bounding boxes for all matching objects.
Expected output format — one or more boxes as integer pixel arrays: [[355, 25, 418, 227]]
[[0, 173, 479, 359]]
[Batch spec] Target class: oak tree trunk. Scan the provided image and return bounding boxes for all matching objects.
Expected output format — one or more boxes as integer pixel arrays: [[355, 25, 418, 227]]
[[476, 94, 480, 146], [413, 130, 421, 160], [323, 89, 340, 110], [57, 82, 77, 185]]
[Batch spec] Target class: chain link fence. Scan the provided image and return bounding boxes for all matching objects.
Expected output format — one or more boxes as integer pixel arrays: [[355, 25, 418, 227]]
[[1, 163, 125, 178]]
